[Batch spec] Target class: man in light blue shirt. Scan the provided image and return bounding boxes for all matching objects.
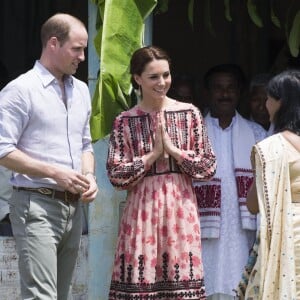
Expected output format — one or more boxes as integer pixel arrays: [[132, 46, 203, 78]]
[[0, 13, 98, 300]]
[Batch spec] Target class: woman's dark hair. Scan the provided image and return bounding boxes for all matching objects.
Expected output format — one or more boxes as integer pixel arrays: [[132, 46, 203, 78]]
[[130, 46, 171, 89], [267, 69, 300, 134]]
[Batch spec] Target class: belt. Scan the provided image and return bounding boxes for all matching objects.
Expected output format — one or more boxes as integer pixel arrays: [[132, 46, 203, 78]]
[[13, 186, 80, 204]]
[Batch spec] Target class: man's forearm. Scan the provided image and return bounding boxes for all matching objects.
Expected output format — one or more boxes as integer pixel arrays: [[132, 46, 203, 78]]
[[81, 151, 95, 175], [0, 149, 58, 178]]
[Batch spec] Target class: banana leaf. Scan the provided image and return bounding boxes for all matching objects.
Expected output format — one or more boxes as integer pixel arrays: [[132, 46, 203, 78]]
[[90, 0, 157, 142], [288, 10, 300, 57]]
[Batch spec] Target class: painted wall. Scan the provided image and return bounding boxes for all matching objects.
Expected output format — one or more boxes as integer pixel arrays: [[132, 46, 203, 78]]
[[0, 236, 89, 299], [87, 3, 126, 299]]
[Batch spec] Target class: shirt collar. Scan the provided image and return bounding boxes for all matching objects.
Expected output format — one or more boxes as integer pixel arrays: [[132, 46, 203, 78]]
[[209, 111, 237, 130], [33, 61, 73, 88]]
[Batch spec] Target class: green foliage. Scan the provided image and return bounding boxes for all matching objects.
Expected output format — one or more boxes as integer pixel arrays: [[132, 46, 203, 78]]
[[90, 0, 157, 142], [89, 0, 299, 141], [288, 10, 300, 57], [204, 0, 216, 37], [224, 0, 232, 22], [154, 0, 169, 14], [188, 0, 194, 27], [271, 4, 281, 28], [247, 0, 263, 27], [183, 0, 299, 57]]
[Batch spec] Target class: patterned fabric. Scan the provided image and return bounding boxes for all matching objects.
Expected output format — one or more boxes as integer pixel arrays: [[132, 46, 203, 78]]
[[293, 204, 300, 299], [194, 178, 221, 238], [234, 235, 260, 299], [196, 113, 261, 239], [107, 102, 216, 299], [195, 170, 254, 239], [244, 134, 299, 299], [235, 168, 255, 230]]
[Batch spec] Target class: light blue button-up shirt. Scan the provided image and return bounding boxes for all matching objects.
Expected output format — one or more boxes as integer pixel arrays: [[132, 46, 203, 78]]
[[0, 61, 93, 188]]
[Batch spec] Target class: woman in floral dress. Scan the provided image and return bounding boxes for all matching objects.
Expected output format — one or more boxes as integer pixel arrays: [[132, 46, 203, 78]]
[[107, 46, 216, 299]]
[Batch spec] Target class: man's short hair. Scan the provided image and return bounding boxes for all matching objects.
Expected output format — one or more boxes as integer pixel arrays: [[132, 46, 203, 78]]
[[204, 63, 246, 90]]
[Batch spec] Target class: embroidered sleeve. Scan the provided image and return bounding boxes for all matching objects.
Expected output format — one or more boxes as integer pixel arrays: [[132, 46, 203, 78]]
[[177, 108, 217, 180], [106, 115, 147, 190]]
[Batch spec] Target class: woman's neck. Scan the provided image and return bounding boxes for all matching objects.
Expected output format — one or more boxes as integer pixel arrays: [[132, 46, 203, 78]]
[[281, 130, 300, 152], [139, 97, 170, 112]]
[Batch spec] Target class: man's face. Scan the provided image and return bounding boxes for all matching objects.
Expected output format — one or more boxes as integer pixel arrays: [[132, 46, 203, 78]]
[[174, 83, 194, 103], [249, 86, 270, 128], [55, 24, 88, 76], [207, 73, 240, 118]]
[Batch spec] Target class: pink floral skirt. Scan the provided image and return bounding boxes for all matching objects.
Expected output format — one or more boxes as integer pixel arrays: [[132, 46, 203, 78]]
[[109, 174, 206, 299]]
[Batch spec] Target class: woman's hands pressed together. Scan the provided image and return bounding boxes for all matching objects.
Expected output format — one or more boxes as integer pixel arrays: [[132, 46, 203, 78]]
[[142, 112, 183, 168]]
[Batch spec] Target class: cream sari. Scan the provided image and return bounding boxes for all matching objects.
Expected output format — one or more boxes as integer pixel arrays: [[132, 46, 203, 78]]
[[245, 133, 297, 299]]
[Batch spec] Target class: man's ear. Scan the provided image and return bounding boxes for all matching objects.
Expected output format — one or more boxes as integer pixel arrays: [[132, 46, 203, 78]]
[[48, 37, 59, 50]]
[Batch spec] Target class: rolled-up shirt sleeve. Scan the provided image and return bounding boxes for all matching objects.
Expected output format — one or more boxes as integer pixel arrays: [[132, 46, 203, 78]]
[[81, 87, 93, 154], [0, 82, 30, 158]]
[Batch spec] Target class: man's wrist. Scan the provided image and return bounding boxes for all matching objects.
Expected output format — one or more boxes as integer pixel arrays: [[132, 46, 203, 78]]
[[84, 171, 97, 182]]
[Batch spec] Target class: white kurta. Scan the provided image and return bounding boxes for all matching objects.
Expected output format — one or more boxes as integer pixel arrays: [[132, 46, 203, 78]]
[[201, 116, 266, 297]]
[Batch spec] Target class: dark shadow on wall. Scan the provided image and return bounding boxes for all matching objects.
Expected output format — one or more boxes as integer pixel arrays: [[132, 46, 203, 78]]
[[0, 0, 88, 83]]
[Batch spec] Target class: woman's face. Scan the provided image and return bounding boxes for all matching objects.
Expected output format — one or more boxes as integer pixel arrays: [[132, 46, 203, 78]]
[[266, 95, 281, 122], [134, 59, 171, 101]]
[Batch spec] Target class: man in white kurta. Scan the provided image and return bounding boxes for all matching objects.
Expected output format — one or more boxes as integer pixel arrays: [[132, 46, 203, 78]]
[[194, 64, 266, 299]]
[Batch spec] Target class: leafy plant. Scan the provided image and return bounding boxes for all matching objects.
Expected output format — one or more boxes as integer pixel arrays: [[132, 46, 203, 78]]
[[155, 0, 300, 57], [90, 0, 157, 141], [90, 0, 299, 141]]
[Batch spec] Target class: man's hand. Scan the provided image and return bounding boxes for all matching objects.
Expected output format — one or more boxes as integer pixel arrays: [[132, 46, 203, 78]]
[[81, 173, 98, 203], [53, 168, 90, 195]]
